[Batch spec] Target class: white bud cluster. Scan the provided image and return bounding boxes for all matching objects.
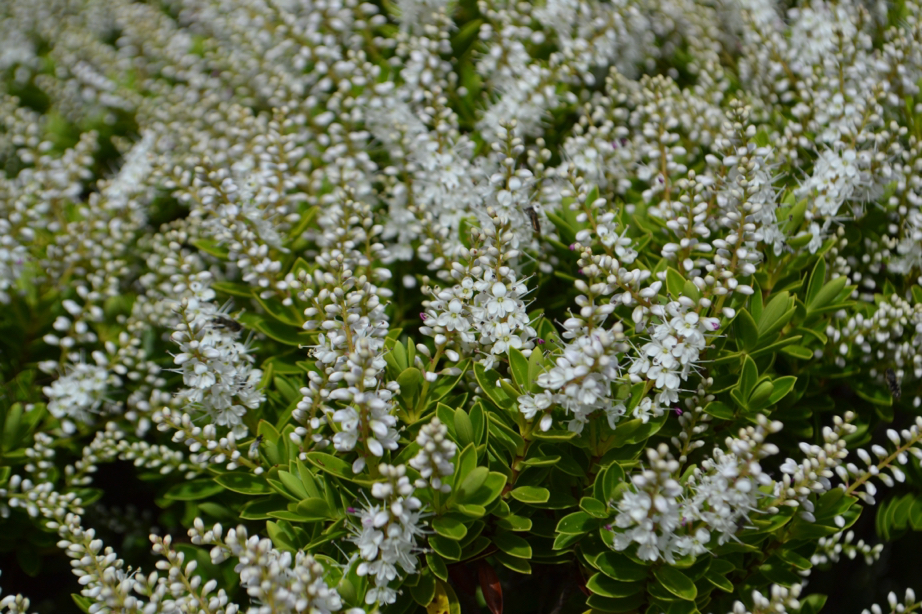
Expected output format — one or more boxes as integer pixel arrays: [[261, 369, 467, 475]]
[[409, 417, 457, 492]]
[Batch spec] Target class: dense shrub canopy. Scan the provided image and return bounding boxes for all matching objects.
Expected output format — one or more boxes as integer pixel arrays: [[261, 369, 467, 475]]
[[3, 0, 922, 613]]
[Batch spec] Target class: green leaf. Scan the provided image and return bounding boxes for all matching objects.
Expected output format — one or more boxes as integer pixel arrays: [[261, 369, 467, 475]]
[[510, 486, 550, 504], [739, 355, 758, 397], [432, 516, 468, 541], [805, 257, 827, 307], [703, 401, 735, 420], [768, 376, 797, 404], [277, 470, 309, 499], [748, 380, 775, 411], [267, 510, 310, 522], [427, 553, 449, 581], [454, 409, 475, 447], [493, 531, 532, 559], [239, 313, 315, 346], [191, 238, 229, 259], [757, 293, 795, 341], [591, 552, 648, 582], [306, 452, 354, 480], [586, 574, 644, 599], [429, 534, 462, 560], [456, 457, 486, 495], [240, 497, 288, 520], [780, 345, 813, 360], [497, 514, 532, 532], [580, 497, 610, 518], [397, 367, 422, 406], [71, 595, 93, 613], [456, 504, 487, 518], [163, 478, 226, 501], [508, 347, 530, 390], [666, 267, 685, 299], [800, 594, 828, 614], [410, 570, 436, 606], [474, 364, 514, 409], [211, 280, 254, 298], [556, 511, 597, 535], [427, 359, 472, 407], [653, 566, 697, 601], [704, 571, 733, 592], [592, 464, 625, 502], [531, 429, 578, 442], [296, 498, 333, 520], [809, 275, 848, 312], [494, 551, 532, 574], [215, 472, 273, 495], [734, 309, 759, 351]]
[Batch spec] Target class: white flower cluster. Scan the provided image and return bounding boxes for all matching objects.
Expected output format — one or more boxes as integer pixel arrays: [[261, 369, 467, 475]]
[[170, 282, 263, 437], [832, 417, 922, 507], [409, 417, 456, 492], [153, 407, 249, 471], [327, 338, 400, 474], [830, 295, 922, 409], [775, 413, 855, 514], [728, 583, 803, 614], [41, 354, 112, 433], [812, 530, 883, 567], [0, 219, 27, 305], [190, 520, 356, 614], [420, 214, 537, 368], [349, 464, 424, 606], [0, 570, 35, 614], [612, 418, 781, 563], [629, 299, 721, 421], [861, 589, 919, 614], [531, 248, 628, 433], [295, 217, 395, 454]]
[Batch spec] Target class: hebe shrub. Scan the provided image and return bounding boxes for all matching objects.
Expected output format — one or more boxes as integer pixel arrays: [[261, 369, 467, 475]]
[[3, 0, 922, 612]]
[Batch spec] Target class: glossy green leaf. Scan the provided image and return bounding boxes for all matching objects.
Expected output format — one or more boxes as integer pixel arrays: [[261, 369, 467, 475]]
[[704, 570, 733, 592], [703, 401, 735, 420], [306, 452, 353, 480], [739, 355, 758, 397], [429, 534, 462, 560], [296, 498, 333, 520], [556, 511, 597, 535], [593, 552, 648, 582], [734, 309, 759, 351], [432, 516, 468, 541], [497, 514, 532, 532], [494, 551, 532, 574], [457, 466, 488, 500], [410, 570, 436, 606], [493, 531, 532, 558], [510, 486, 550, 504], [215, 472, 273, 495], [808, 275, 848, 311], [653, 566, 697, 601], [580, 497, 609, 518], [474, 364, 514, 409], [454, 408, 475, 447], [586, 574, 644, 599], [508, 347, 529, 390], [163, 478, 225, 501], [427, 552, 449, 581]]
